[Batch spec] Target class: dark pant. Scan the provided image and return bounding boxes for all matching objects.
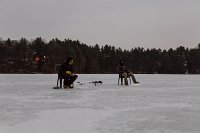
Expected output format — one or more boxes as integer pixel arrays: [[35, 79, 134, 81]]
[[122, 72, 137, 84], [64, 75, 78, 85]]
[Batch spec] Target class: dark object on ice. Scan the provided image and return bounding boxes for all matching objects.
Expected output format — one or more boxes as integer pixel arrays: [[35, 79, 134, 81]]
[[77, 82, 83, 85], [53, 86, 60, 89], [89, 81, 103, 86], [60, 57, 78, 88], [117, 59, 140, 85], [54, 57, 78, 89], [54, 63, 74, 89], [55, 64, 63, 89]]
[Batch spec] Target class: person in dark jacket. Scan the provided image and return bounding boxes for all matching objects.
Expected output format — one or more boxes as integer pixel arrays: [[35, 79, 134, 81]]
[[118, 60, 139, 85], [60, 57, 78, 88]]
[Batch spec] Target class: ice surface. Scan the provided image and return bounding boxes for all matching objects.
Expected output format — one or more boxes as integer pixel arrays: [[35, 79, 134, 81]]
[[0, 74, 200, 133]]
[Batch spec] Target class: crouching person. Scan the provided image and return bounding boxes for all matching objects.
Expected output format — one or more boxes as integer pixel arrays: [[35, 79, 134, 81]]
[[60, 57, 78, 88]]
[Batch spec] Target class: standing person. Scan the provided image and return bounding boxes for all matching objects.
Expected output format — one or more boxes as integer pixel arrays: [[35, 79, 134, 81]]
[[118, 60, 139, 85], [60, 57, 78, 88]]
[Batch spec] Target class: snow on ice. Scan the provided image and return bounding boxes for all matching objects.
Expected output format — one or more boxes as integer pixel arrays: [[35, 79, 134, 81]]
[[0, 74, 200, 133]]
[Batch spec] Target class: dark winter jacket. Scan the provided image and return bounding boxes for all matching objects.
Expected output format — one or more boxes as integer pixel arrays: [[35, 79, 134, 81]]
[[118, 65, 129, 74], [60, 61, 74, 78]]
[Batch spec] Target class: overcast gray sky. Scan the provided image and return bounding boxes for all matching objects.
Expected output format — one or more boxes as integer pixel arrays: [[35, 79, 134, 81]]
[[0, 0, 200, 50]]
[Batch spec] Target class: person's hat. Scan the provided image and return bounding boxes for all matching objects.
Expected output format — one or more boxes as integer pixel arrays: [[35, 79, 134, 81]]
[[66, 57, 73, 63]]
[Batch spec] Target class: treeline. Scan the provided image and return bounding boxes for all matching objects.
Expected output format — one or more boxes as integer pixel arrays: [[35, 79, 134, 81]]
[[0, 37, 200, 74]]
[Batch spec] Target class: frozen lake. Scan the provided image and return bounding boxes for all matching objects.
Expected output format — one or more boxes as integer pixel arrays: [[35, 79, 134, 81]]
[[0, 74, 200, 133]]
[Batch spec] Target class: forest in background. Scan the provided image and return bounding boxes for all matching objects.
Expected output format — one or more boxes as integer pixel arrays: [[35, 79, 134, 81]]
[[0, 37, 200, 74]]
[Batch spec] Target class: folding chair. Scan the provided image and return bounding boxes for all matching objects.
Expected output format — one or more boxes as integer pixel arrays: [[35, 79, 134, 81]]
[[118, 73, 131, 85], [55, 64, 63, 88]]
